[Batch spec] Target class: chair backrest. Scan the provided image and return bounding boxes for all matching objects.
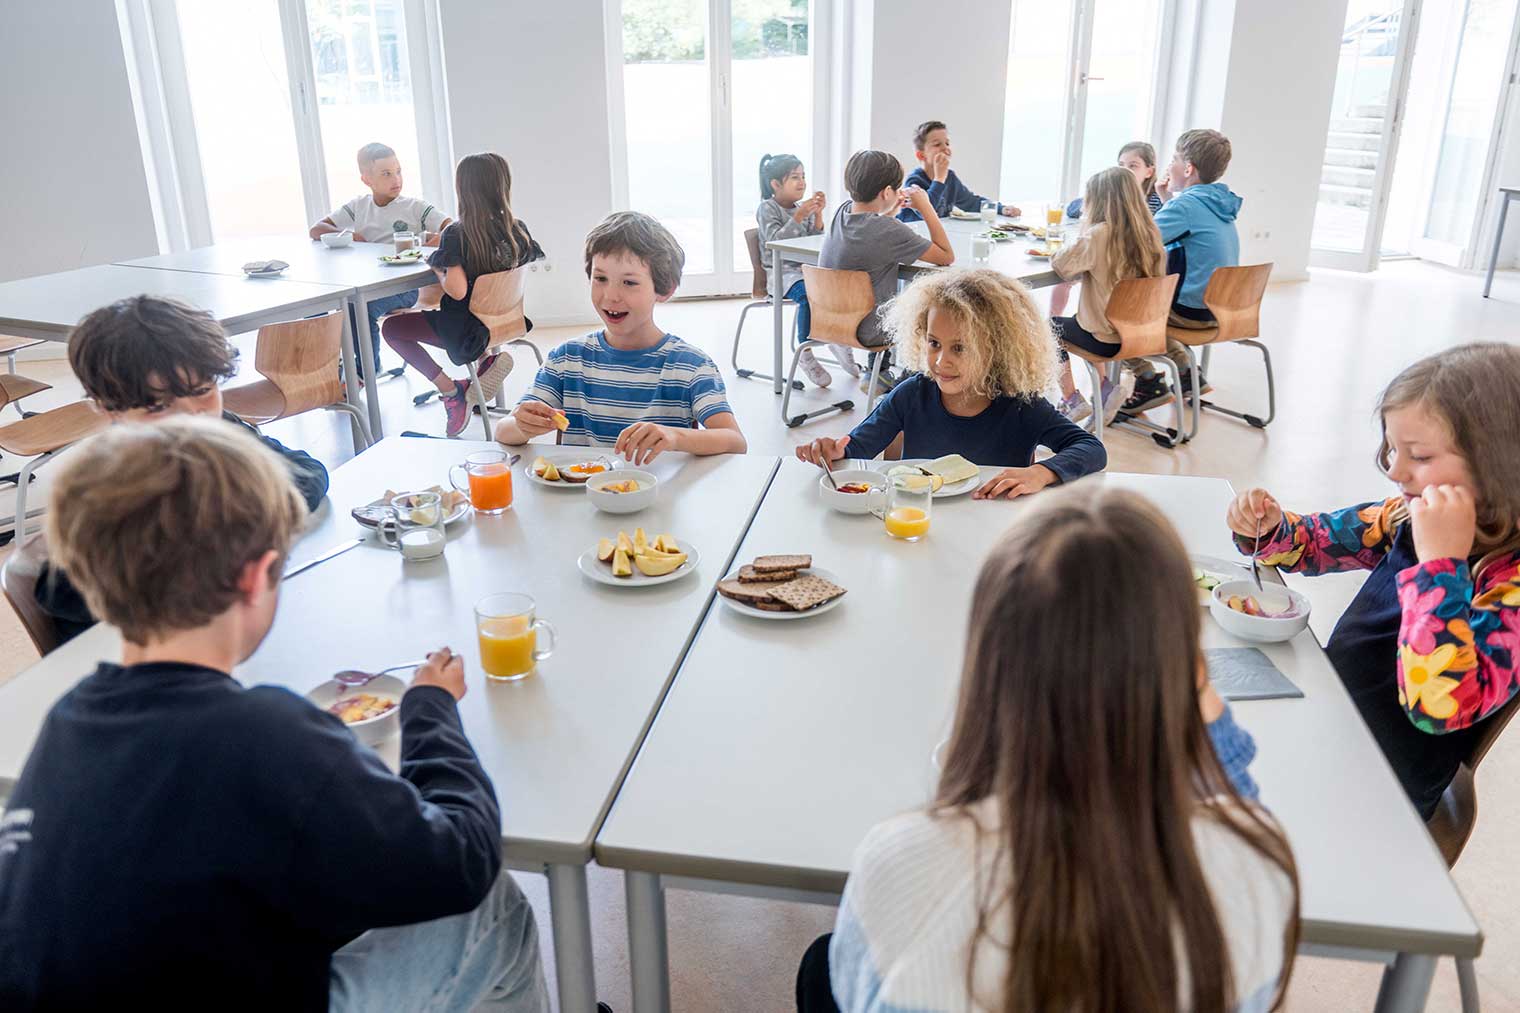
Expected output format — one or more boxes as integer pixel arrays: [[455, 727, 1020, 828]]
[[744, 229, 768, 300], [1425, 693, 1520, 866], [252, 312, 345, 415], [469, 267, 530, 346], [801, 266, 876, 350], [2, 533, 58, 656], [0, 373, 51, 410], [1200, 263, 1273, 343], [1105, 273, 1179, 359]]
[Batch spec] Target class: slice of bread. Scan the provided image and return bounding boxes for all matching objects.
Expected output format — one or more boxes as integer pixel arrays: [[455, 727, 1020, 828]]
[[717, 578, 791, 605], [739, 564, 798, 583], [924, 454, 979, 485], [751, 554, 812, 573], [766, 574, 847, 612]]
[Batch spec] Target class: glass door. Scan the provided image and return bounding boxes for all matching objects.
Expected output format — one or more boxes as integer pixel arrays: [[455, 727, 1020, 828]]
[[1310, 1, 1423, 271]]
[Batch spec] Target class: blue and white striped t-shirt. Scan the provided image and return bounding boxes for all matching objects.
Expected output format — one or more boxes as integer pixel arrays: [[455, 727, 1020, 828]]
[[521, 331, 734, 447]]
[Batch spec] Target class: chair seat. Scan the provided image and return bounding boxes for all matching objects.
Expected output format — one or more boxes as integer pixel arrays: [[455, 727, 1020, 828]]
[[222, 379, 289, 425], [1063, 342, 1124, 365], [0, 401, 108, 456], [0, 374, 52, 405], [1166, 324, 1223, 346], [0, 335, 46, 355]]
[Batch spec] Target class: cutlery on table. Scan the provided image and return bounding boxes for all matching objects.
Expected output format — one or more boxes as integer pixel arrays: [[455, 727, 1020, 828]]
[[283, 537, 364, 581], [331, 660, 429, 692]]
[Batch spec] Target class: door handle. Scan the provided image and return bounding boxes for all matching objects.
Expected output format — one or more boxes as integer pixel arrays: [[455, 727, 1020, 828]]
[[1081, 74, 1104, 83]]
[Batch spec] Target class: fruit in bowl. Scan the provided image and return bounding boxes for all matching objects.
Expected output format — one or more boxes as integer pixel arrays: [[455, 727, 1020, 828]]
[[1208, 579, 1311, 644]]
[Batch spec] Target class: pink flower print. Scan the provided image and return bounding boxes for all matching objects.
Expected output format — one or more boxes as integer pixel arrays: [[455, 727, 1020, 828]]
[[1400, 582, 1448, 655]]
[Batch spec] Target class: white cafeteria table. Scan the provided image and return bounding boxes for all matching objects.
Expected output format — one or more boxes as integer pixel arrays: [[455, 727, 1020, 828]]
[[118, 238, 440, 441], [594, 460, 1481, 1013], [0, 436, 781, 1013]]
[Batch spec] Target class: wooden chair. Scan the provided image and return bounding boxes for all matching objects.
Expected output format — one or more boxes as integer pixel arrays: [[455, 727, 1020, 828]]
[[0, 400, 108, 542], [222, 312, 373, 452], [464, 266, 539, 441], [1062, 274, 1181, 448], [0, 373, 51, 419], [1164, 263, 1275, 439], [1, 533, 58, 655], [1424, 695, 1520, 1012], [0, 335, 46, 377], [730, 228, 802, 390], [782, 266, 880, 428]]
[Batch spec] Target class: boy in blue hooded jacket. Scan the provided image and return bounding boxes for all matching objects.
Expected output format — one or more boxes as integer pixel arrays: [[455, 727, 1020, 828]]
[[1122, 129, 1243, 414]]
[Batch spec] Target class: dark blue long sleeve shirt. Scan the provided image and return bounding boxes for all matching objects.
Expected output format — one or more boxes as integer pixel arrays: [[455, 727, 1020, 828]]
[[897, 167, 1005, 223]]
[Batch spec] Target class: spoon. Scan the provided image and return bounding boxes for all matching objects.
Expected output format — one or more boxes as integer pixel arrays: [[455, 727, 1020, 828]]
[[818, 458, 839, 491], [332, 660, 428, 692], [1250, 523, 1265, 592]]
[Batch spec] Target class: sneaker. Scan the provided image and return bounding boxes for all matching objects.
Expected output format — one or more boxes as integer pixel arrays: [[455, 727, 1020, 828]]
[[797, 347, 831, 388], [861, 368, 897, 398], [829, 345, 862, 377], [1058, 391, 1091, 423], [1119, 373, 1174, 415], [1101, 374, 1133, 424], [1178, 368, 1213, 400], [475, 350, 515, 403], [442, 379, 474, 438]]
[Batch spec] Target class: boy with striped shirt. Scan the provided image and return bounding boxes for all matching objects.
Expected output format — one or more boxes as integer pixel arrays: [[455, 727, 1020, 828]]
[[495, 212, 747, 464]]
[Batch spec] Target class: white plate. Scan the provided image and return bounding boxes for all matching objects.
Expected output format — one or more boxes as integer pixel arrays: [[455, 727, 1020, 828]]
[[1191, 553, 1252, 607], [717, 566, 847, 621], [577, 538, 700, 587], [523, 450, 617, 489], [872, 459, 980, 498], [379, 252, 426, 266], [244, 269, 287, 278], [351, 497, 472, 529]]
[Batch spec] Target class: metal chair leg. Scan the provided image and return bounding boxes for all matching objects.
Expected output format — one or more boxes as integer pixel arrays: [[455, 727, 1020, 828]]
[[1173, 344, 1201, 442], [1082, 359, 1105, 445], [11, 449, 55, 541], [326, 402, 375, 451], [1110, 356, 1185, 448], [781, 340, 855, 428], [1457, 957, 1479, 1013], [465, 362, 493, 441], [508, 338, 543, 367], [734, 298, 804, 390], [1196, 340, 1276, 428]]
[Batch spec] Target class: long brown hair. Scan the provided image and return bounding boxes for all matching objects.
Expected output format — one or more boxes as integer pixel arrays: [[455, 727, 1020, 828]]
[[1083, 166, 1165, 284], [935, 487, 1299, 1012], [454, 152, 528, 276], [1119, 140, 1159, 198], [1376, 342, 1520, 568]]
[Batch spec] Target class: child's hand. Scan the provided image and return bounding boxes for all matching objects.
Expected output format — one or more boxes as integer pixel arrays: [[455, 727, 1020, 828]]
[[616, 422, 678, 465], [410, 647, 467, 701], [928, 150, 951, 183], [351, 230, 368, 243], [513, 401, 560, 439], [973, 465, 1054, 500], [795, 435, 850, 468], [1409, 484, 1477, 563], [999, 201, 1021, 218], [1226, 488, 1282, 539], [904, 187, 933, 213]]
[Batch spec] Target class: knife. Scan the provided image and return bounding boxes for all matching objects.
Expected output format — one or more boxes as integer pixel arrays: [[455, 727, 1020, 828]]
[[283, 537, 364, 580]]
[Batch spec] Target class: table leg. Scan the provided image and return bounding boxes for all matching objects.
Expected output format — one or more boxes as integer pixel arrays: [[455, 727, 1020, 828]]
[[1484, 193, 1511, 298], [350, 292, 385, 439], [771, 248, 785, 396], [1373, 953, 1437, 1013], [547, 862, 599, 1013], [336, 304, 368, 449], [626, 871, 672, 1013]]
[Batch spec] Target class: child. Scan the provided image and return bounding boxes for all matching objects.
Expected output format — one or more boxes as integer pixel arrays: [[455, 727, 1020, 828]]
[[820, 149, 955, 394], [1050, 166, 1166, 424], [1064, 141, 1165, 221], [756, 153, 858, 387], [34, 295, 329, 644], [0, 417, 550, 1008], [381, 152, 544, 438], [896, 120, 1020, 223], [796, 487, 1298, 1013], [310, 142, 453, 376], [1226, 343, 1520, 821], [795, 268, 1104, 500], [1122, 129, 1241, 415], [495, 211, 746, 463]]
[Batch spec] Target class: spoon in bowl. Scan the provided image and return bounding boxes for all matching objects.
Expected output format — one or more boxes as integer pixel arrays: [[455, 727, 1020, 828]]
[[332, 660, 428, 692]]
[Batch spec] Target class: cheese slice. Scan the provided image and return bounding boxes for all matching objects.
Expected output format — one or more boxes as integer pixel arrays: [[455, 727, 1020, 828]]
[[924, 454, 979, 485], [893, 473, 943, 493]]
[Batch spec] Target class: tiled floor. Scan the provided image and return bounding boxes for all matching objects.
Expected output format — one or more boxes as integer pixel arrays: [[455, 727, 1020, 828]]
[[2, 259, 1518, 1010]]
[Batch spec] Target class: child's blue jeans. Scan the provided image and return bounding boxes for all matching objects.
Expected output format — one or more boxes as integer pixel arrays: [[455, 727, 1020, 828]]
[[785, 279, 811, 339], [358, 289, 420, 367]]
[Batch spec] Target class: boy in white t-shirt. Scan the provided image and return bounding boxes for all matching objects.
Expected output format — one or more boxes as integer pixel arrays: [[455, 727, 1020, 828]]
[[310, 142, 453, 377]]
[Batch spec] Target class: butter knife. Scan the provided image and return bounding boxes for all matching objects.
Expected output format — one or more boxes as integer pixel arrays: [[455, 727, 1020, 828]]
[[283, 537, 364, 581]]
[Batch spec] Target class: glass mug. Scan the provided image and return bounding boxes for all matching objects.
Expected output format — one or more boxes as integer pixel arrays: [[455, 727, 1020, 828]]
[[970, 234, 992, 263], [867, 475, 932, 541], [394, 230, 417, 253], [451, 450, 514, 514], [476, 593, 557, 681], [378, 490, 446, 560], [980, 198, 998, 224]]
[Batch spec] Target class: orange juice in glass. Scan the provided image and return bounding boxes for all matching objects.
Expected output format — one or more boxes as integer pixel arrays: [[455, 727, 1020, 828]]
[[1046, 206, 1063, 228], [870, 476, 933, 541], [451, 450, 513, 514], [475, 593, 556, 681]]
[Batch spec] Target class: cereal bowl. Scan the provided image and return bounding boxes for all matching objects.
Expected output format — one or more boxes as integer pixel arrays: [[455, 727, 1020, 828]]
[[585, 469, 658, 514], [319, 230, 354, 248], [818, 469, 884, 514], [1209, 580, 1311, 644], [305, 673, 406, 746]]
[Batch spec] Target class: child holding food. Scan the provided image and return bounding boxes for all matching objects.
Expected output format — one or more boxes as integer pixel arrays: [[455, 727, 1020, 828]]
[[1226, 343, 1520, 820], [794, 269, 1105, 501], [797, 487, 1298, 1013], [495, 211, 747, 464]]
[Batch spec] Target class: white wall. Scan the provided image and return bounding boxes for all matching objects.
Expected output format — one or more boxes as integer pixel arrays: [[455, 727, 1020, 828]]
[[1488, 75, 1520, 270], [0, 2, 159, 284], [438, 1, 615, 325]]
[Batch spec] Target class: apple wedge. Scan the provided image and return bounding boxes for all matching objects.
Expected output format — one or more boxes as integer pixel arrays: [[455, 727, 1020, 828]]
[[634, 550, 687, 577], [597, 538, 615, 563], [612, 547, 633, 578]]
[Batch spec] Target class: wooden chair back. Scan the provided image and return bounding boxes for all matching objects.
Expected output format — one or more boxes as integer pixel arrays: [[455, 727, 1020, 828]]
[[2, 533, 58, 656], [801, 266, 876, 351], [745, 229, 768, 300], [1104, 274, 1179, 359], [469, 267, 530, 346], [0, 373, 50, 409], [1426, 694, 1520, 866], [251, 312, 345, 415], [1189, 263, 1273, 345]]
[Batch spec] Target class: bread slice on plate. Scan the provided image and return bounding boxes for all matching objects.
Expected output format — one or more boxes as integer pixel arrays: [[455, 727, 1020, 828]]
[[923, 454, 979, 485], [738, 564, 798, 583], [751, 554, 812, 574], [765, 574, 847, 612], [717, 578, 791, 604]]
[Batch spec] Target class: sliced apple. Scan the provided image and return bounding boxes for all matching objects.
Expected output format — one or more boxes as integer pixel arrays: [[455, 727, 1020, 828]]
[[532, 456, 550, 477], [634, 527, 648, 554], [597, 537, 615, 563], [634, 550, 687, 576], [612, 547, 633, 578], [652, 533, 678, 553], [616, 530, 635, 556]]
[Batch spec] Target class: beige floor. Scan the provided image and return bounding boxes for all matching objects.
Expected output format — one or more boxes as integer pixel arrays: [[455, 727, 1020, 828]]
[[2, 259, 1519, 1010]]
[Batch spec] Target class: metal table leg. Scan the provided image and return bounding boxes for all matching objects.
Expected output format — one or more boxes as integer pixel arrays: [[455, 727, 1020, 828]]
[[770, 248, 785, 396], [1483, 192, 1512, 298], [626, 871, 672, 1013], [546, 863, 599, 1013], [335, 305, 369, 449], [1374, 953, 1437, 1013], [350, 292, 385, 439]]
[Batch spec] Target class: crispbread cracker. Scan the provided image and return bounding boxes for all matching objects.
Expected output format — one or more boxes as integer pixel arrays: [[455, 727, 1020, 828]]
[[752, 600, 796, 612], [717, 578, 790, 604], [739, 564, 798, 583], [765, 574, 846, 612], [752, 554, 812, 573]]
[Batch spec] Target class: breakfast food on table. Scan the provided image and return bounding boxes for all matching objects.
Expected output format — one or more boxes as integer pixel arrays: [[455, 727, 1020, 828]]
[[1194, 568, 1223, 595], [533, 455, 611, 484], [242, 259, 289, 275], [718, 554, 846, 613], [600, 478, 641, 494], [924, 454, 979, 485], [1224, 593, 1301, 619], [836, 482, 872, 494], [552, 410, 571, 431], [1026, 247, 1052, 258], [595, 527, 688, 579], [739, 563, 798, 582], [353, 486, 467, 526], [327, 693, 398, 724], [887, 466, 946, 493], [379, 248, 425, 264]]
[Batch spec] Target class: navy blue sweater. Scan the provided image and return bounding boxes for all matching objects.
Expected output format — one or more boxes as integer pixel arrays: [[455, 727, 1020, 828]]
[[897, 168, 1002, 223], [0, 663, 500, 1011]]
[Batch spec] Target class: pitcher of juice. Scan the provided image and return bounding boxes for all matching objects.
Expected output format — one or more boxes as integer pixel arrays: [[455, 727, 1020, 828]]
[[475, 593, 556, 681], [868, 475, 932, 541], [451, 450, 514, 514]]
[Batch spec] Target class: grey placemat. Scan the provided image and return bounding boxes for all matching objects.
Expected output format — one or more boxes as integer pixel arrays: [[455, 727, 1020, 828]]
[[1206, 647, 1303, 701]]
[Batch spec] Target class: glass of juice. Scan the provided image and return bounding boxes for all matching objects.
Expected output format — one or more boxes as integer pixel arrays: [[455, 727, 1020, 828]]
[[871, 475, 932, 541], [451, 450, 514, 514], [475, 593, 556, 682]]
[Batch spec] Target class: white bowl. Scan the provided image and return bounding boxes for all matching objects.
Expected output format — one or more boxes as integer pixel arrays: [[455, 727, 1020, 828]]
[[305, 673, 406, 746], [585, 469, 658, 514], [1208, 580, 1311, 644], [818, 468, 885, 514], [320, 230, 354, 248]]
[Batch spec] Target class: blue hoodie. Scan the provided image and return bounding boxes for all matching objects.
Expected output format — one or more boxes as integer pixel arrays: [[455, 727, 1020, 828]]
[[1152, 182, 1242, 309]]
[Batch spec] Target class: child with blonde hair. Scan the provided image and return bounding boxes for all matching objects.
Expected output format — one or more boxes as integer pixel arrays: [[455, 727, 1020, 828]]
[[796, 268, 1105, 500], [1227, 343, 1520, 819], [1050, 166, 1166, 423]]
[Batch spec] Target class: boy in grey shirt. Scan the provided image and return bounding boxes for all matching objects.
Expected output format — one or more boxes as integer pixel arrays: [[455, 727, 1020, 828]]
[[819, 150, 954, 389]]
